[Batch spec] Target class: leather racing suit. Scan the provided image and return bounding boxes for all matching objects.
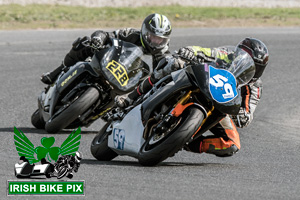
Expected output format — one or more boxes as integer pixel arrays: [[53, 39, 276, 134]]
[[180, 46, 262, 157], [42, 28, 170, 84]]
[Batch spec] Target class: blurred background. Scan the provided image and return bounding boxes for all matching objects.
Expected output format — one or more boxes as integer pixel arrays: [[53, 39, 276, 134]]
[[0, 0, 300, 30], [1, 0, 300, 7]]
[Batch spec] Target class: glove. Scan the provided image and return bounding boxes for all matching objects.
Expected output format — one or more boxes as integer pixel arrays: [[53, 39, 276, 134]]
[[231, 107, 252, 128], [178, 47, 197, 61], [91, 36, 105, 50], [153, 57, 182, 79], [115, 93, 134, 108]]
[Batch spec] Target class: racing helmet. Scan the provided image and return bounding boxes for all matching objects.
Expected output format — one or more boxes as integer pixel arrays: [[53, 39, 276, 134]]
[[75, 151, 82, 162], [237, 37, 269, 79], [141, 13, 172, 54]]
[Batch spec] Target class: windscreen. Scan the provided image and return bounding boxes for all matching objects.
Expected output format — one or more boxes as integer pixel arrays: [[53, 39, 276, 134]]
[[227, 47, 256, 87], [100, 40, 149, 92]]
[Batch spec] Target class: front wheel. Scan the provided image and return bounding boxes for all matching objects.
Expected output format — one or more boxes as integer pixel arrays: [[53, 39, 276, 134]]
[[57, 166, 68, 179], [90, 122, 118, 161], [138, 107, 204, 166], [45, 87, 99, 133], [31, 109, 45, 129]]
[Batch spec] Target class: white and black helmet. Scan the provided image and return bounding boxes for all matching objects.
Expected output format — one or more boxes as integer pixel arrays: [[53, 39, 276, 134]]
[[141, 13, 172, 53], [74, 151, 82, 162]]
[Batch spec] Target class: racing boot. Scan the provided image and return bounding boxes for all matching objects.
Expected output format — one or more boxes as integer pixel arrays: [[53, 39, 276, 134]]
[[201, 136, 239, 157], [185, 116, 241, 157], [186, 136, 239, 157], [40, 63, 65, 84], [40, 72, 53, 84]]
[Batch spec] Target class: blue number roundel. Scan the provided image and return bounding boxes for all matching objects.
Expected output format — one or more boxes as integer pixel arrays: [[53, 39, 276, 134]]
[[209, 65, 237, 103]]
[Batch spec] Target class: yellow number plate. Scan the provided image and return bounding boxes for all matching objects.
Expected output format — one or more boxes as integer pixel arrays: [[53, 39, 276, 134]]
[[106, 60, 129, 87]]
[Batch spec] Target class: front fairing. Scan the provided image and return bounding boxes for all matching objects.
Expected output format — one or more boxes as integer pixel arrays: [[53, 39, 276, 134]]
[[188, 47, 255, 115], [189, 63, 242, 115], [92, 39, 150, 92]]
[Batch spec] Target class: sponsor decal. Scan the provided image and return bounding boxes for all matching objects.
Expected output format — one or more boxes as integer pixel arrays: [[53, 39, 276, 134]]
[[61, 70, 77, 87]]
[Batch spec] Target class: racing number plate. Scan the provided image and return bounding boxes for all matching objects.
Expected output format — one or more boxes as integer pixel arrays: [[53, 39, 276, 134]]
[[106, 60, 129, 87], [209, 65, 238, 103]]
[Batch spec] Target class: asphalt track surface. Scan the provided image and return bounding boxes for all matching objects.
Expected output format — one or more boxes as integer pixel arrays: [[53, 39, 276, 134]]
[[0, 27, 299, 200]]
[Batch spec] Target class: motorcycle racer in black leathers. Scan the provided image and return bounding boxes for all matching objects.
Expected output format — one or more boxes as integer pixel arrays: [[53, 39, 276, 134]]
[[41, 13, 172, 84], [115, 37, 269, 157], [54, 151, 82, 179]]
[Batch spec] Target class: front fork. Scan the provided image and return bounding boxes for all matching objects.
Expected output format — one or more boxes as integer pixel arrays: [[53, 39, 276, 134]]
[[153, 90, 210, 134], [157, 89, 216, 138]]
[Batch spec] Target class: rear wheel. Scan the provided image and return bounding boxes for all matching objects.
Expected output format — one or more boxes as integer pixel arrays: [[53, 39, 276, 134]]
[[45, 173, 51, 178], [45, 87, 99, 133], [91, 122, 118, 161], [31, 109, 45, 129], [138, 107, 204, 166]]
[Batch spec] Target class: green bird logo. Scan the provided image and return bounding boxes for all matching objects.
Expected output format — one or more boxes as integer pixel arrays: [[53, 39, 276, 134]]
[[14, 127, 81, 164]]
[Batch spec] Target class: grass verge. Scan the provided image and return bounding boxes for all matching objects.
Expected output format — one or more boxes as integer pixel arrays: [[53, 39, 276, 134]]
[[1, 4, 300, 29]]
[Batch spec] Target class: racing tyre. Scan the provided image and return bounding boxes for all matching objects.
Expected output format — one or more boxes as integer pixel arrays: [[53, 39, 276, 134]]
[[66, 173, 73, 179], [91, 122, 118, 161], [57, 167, 68, 179], [138, 107, 204, 166], [45, 87, 99, 133], [31, 109, 45, 129]]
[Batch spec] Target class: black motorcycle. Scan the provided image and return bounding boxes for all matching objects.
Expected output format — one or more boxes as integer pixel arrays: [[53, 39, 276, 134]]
[[31, 39, 151, 133], [91, 47, 256, 166]]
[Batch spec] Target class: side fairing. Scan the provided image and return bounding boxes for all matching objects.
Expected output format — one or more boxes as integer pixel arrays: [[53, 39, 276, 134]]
[[56, 62, 98, 94], [39, 62, 98, 119], [108, 105, 145, 157], [141, 69, 192, 123]]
